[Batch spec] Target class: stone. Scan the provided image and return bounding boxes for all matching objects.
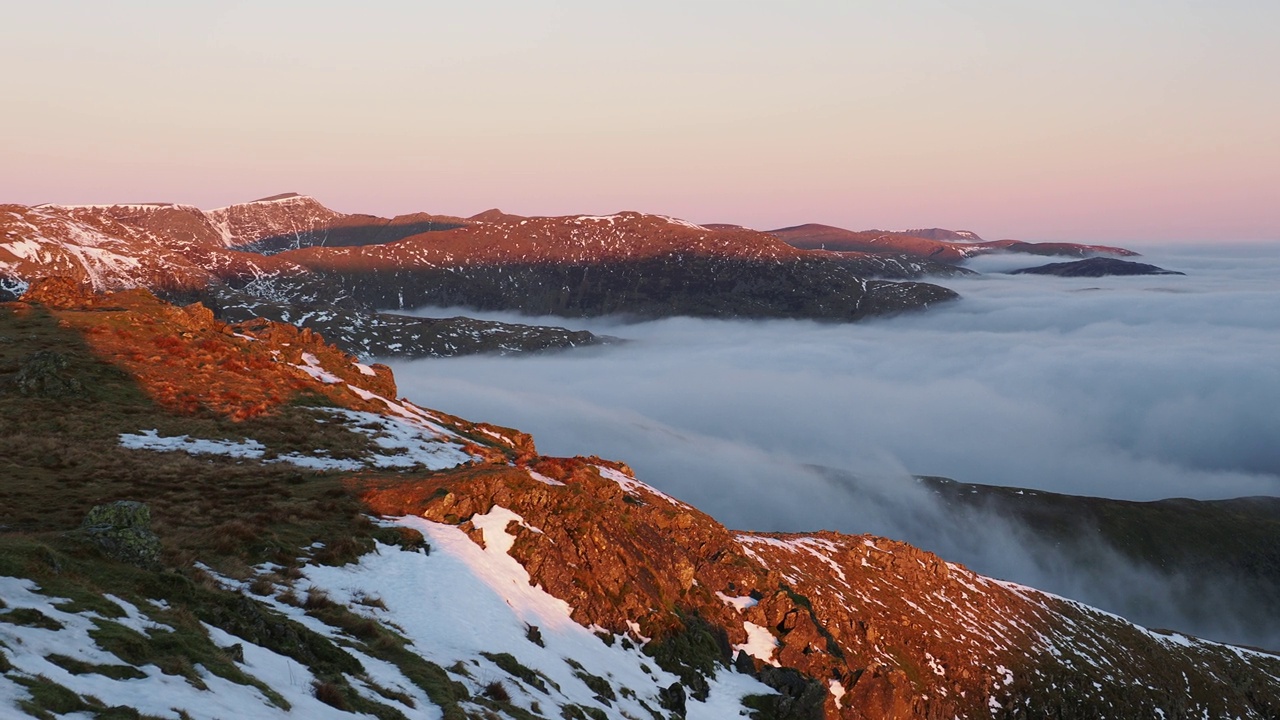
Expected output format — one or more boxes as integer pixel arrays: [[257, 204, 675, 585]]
[[20, 276, 98, 309], [81, 501, 162, 569], [658, 682, 686, 717], [12, 350, 87, 399]]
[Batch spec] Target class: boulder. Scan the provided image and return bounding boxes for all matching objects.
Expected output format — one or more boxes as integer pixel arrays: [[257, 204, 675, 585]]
[[81, 501, 162, 569], [13, 350, 87, 399]]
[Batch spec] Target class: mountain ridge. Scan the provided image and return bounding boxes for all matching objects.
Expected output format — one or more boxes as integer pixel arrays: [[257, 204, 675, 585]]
[[771, 223, 1138, 263], [3, 197, 973, 335]]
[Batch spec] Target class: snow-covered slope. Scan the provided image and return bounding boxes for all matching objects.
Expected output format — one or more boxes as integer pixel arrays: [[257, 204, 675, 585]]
[[0, 202, 306, 293]]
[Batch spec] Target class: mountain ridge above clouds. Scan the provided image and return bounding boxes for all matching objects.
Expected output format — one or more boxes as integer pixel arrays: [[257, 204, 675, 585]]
[[2, 195, 970, 346], [770, 223, 1138, 263], [1008, 256, 1185, 277]]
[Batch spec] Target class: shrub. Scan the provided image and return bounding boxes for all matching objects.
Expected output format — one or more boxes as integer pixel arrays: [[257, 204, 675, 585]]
[[482, 681, 510, 703], [313, 680, 349, 710], [303, 590, 335, 611]]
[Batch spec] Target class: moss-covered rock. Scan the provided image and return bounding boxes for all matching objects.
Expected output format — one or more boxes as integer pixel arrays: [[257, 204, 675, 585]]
[[81, 501, 162, 569], [11, 350, 87, 399]]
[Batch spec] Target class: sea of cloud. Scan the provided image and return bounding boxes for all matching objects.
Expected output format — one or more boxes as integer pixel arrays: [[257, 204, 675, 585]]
[[387, 242, 1280, 647]]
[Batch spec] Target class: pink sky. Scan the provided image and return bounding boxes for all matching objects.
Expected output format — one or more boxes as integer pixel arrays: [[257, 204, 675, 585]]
[[2, 2, 1276, 242]]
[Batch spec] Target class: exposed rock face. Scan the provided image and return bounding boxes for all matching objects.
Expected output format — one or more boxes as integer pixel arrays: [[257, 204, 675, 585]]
[[192, 285, 604, 358], [81, 501, 162, 569], [359, 456, 1280, 719], [1008, 257, 1185, 277], [276, 211, 962, 319], [292, 258, 959, 321], [18, 278, 399, 420]]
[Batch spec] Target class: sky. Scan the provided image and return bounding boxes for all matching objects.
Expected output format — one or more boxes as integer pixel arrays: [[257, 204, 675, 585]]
[[387, 243, 1280, 646], [2, 1, 1278, 241]]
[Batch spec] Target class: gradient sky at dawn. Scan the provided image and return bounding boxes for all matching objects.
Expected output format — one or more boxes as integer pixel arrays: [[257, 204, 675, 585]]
[[2, 1, 1277, 242]]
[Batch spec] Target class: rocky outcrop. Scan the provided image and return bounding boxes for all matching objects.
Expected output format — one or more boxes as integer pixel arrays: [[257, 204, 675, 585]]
[[9, 350, 87, 399], [5, 287, 1280, 719], [80, 501, 162, 569], [191, 285, 604, 358], [17, 278, 398, 420], [287, 258, 958, 322], [359, 456, 1280, 719]]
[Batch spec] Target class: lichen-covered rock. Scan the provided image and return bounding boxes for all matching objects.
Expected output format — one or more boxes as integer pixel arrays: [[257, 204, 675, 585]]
[[12, 350, 87, 399], [81, 501, 162, 569]]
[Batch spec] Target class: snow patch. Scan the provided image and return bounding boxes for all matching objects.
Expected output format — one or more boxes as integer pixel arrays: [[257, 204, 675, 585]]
[[716, 591, 758, 613], [658, 215, 705, 230], [119, 406, 471, 472], [594, 464, 688, 508], [734, 622, 780, 667], [293, 352, 342, 384], [0, 576, 356, 719], [527, 469, 565, 486], [829, 679, 846, 709], [118, 430, 265, 458]]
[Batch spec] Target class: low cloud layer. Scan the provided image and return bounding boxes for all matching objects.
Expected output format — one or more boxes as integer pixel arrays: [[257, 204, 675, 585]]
[[388, 243, 1280, 647]]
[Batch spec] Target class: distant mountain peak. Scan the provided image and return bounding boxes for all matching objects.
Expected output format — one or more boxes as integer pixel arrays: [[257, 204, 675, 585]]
[[249, 192, 309, 203], [469, 208, 524, 223], [900, 227, 985, 242]]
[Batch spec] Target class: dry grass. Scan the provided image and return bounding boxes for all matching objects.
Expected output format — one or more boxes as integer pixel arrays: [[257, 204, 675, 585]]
[[313, 680, 349, 710], [482, 681, 510, 703], [0, 303, 401, 579]]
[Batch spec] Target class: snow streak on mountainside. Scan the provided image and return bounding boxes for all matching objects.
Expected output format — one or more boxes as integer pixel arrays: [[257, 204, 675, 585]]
[[0, 202, 306, 293]]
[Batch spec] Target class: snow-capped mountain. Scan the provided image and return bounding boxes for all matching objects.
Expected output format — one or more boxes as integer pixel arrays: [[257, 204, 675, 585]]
[[0, 201, 301, 294], [900, 228, 986, 243], [0, 200, 598, 358], [2, 196, 975, 342], [0, 196, 972, 330]]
